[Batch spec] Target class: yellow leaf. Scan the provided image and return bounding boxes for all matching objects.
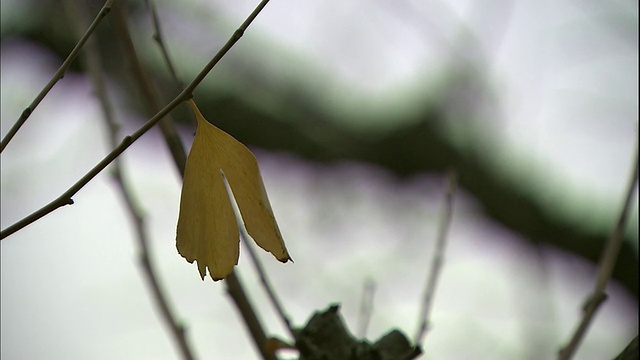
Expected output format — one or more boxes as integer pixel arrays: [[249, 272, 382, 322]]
[[176, 99, 291, 281]]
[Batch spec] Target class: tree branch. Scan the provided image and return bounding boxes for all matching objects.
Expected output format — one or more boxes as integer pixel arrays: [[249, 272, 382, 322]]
[[414, 170, 457, 345], [0, 0, 273, 240], [0, 0, 114, 153], [190, 92, 639, 299], [65, 1, 197, 358], [558, 141, 638, 360]]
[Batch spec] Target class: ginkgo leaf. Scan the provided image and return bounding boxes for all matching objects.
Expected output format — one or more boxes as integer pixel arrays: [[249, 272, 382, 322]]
[[176, 99, 291, 281]]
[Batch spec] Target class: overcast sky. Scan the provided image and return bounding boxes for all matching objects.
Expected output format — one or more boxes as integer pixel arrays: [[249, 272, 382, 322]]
[[1, 1, 637, 359]]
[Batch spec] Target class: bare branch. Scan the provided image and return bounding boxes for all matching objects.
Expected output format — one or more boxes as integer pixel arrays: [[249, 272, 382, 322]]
[[142, 0, 195, 130], [225, 271, 278, 360], [110, 0, 188, 175], [134, 1, 282, 358], [558, 141, 638, 360], [0, 0, 114, 153], [241, 228, 296, 342], [2, 3, 281, 356], [414, 170, 457, 345], [220, 170, 296, 343], [144, 0, 184, 89], [64, 1, 197, 358], [356, 278, 376, 338], [0, 0, 273, 240]]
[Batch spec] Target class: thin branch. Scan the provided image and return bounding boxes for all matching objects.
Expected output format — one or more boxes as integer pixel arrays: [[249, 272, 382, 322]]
[[142, 0, 194, 129], [0, 0, 114, 153], [135, 1, 281, 358], [558, 141, 639, 360], [225, 271, 278, 360], [3, 1, 278, 359], [221, 171, 296, 343], [0, 0, 272, 240], [65, 1, 196, 359], [241, 229, 296, 342], [144, 0, 184, 89], [110, 0, 187, 175], [414, 169, 457, 345], [356, 278, 376, 338]]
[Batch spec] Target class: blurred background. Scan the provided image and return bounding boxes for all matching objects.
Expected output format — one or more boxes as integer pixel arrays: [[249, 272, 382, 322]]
[[1, 0, 637, 359]]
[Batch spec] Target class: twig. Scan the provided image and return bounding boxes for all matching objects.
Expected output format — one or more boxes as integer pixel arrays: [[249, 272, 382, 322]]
[[414, 169, 457, 345], [558, 141, 638, 360], [142, 0, 194, 129], [242, 229, 296, 341], [0, 0, 114, 153], [221, 171, 296, 342], [110, 1, 187, 174], [135, 1, 281, 358], [0, 0, 273, 240], [138, 0, 283, 357], [65, 1, 196, 359], [356, 278, 376, 338], [225, 270, 278, 360], [143, 0, 184, 89]]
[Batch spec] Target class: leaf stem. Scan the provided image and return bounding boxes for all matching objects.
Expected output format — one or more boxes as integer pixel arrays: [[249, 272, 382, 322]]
[[1, 0, 272, 240]]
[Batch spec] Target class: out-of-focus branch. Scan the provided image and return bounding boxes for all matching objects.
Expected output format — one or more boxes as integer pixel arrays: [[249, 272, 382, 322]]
[[414, 170, 457, 346], [0, 0, 273, 240], [143, 0, 184, 90], [356, 278, 376, 338], [225, 271, 278, 360], [183, 90, 638, 299], [221, 168, 295, 349], [64, 1, 197, 358], [241, 228, 296, 341], [111, 0, 187, 174], [558, 142, 638, 360], [118, 0, 280, 358], [0, 0, 114, 153]]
